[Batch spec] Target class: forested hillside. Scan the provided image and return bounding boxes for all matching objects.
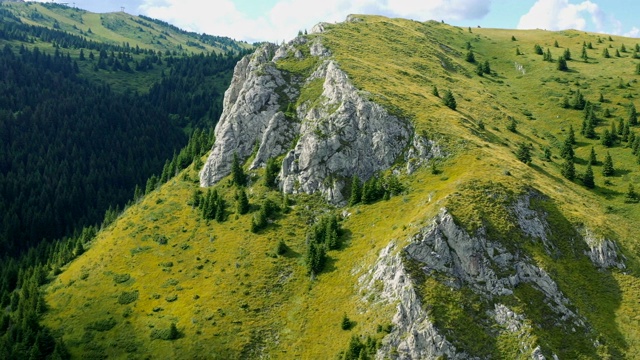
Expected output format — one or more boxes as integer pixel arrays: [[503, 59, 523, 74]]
[[0, 3, 252, 358]]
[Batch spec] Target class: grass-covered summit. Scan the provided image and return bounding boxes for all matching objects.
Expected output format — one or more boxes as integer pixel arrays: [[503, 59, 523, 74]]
[[38, 15, 640, 359]]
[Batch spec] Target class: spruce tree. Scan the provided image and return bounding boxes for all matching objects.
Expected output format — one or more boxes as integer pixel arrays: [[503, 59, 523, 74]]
[[483, 60, 491, 74], [465, 50, 475, 63], [560, 137, 574, 160], [583, 164, 595, 188], [563, 48, 571, 60], [629, 104, 638, 126], [626, 183, 639, 203], [534, 44, 543, 55], [443, 90, 457, 110], [432, 85, 439, 98], [561, 158, 576, 180], [581, 46, 588, 61], [603, 48, 610, 58], [507, 117, 517, 132], [602, 152, 615, 176], [515, 142, 532, 164], [236, 189, 249, 215], [568, 125, 576, 144], [231, 152, 246, 186], [557, 57, 568, 71], [589, 147, 597, 165], [264, 157, 280, 188], [215, 198, 226, 222], [349, 175, 362, 205]]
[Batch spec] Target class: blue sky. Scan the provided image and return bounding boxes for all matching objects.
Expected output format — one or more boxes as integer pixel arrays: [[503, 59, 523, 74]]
[[32, 0, 640, 43]]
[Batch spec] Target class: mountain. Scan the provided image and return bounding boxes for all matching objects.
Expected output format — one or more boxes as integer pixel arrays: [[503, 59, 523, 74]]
[[0, 1, 251, 257], [14, 14, 640, 359]]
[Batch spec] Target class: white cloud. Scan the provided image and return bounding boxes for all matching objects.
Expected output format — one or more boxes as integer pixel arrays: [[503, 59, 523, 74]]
[[515, 0, 639, 38], [517, 0, 604, 31], [138, 0, 491, 43], [625, 27, 640, 38]]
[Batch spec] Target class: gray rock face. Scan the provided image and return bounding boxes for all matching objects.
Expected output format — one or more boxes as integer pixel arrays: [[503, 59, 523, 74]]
[[199, 43, 296, 186], [361, 194, 604, 359], [200, 36, 435, 203], [584, 229, 626, 269], [279, 60, 412, 204], [362, 242, 464, 360]]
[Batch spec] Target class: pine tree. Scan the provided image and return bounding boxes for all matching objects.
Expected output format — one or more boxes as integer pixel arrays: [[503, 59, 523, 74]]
[[264, 157, 280, 188], [563, 48, 571, 60], [581, 46, 588, 61], [603, 48, 610, 58], [534, 44, 543, 55], [560, 137, 574, 160], [629, 104, 638, 126], [515, 142, 532, 164], [583, 164, 595, 188], [589, 147, 597, 165], [557, 57, 568, 71], [236, 189, 249, 215], [626, 183, 639, 203], [231, 152, 246, 186], [341, 314, 352, 330], [465, 50, 475, 63], [443, 90, 457, 110], [215, 198, 226, 222], [543, 147, 552, 161], [561, 158, 576, 181], [507, 117, 517, 132], [476, 62, 484, 76], [349, 175, 362, 205], [483, 60, 491, 74], [602, 152, 615, 176], [432, 85, 439, 98], [544, 48, 553, 61], [168, 323, 179, 340], [615, 49, 621, 57], [568, 125, 576, 144], [601, 129, 614, 147]]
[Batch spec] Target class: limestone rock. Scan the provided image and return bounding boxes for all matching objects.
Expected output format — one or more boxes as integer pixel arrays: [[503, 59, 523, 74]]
[[584, 229, 626, 269], [200, 35, 432, 204]]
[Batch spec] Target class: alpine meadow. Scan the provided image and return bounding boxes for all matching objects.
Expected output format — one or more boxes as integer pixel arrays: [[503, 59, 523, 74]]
[[1, 3, 640, 360]]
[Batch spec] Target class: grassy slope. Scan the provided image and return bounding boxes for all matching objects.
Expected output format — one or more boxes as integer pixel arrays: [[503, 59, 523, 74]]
[[3, 2, 252, 54], [1, 2, 252, 92], [43, 16, 640, 358]]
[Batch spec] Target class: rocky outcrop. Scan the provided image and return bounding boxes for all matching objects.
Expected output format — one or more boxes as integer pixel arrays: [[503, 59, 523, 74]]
[[200, 33, 440, 203], [362, 242, 463, 360], [279, 60, 412, 204], [584, 229, 626, 270], [199, 43, 296, 186], [360, 193, 612, 359]]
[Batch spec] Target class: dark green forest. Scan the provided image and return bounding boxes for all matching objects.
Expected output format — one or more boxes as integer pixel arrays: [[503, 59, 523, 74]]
[[0, 6, 249, 358]]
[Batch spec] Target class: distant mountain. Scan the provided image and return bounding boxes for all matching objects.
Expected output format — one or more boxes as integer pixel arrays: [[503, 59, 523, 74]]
[[1, 1, 252, 55], [0, 1, 250, 257]]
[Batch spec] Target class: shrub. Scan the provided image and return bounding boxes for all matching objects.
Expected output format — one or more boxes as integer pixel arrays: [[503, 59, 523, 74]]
[[117, 290, 139, 305], [85, 318, 117, 332], [113, 273, 131, 284]]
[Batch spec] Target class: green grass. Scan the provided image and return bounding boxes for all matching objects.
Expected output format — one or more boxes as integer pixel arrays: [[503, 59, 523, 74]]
[[3, 2, 252, 55], [40, 15, 640, 358]]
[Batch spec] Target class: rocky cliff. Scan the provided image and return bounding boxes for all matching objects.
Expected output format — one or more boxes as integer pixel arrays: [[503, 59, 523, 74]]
[[360, 191, 626, 359], [200, 35, 440, 203]]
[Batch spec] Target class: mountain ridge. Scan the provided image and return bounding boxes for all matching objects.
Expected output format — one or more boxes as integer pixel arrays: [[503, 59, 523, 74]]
[[37, 14, 640, 359]]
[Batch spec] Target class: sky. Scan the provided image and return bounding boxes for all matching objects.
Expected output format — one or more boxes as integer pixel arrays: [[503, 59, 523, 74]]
[[30, 0, 640, 43]]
